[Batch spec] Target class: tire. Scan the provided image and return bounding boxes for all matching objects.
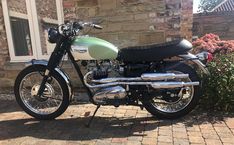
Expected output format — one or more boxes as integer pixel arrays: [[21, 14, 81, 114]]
[[142, 63, 201, 119], [14, 65, 70, 120]]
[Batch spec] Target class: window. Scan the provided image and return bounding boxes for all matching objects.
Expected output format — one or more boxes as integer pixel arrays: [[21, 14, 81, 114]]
[[10, 17, 32, 56], [2, 0, 64, 62]]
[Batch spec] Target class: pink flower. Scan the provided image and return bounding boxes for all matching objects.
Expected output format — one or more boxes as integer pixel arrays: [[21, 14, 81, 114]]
[[193, 33, 234, 55]]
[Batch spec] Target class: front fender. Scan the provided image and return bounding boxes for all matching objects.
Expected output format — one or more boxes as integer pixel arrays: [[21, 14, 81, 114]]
[[179, 53, 209, 75], [26, 59, 74, 101]]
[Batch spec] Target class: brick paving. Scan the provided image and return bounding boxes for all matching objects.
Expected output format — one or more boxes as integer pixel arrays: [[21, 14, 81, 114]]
[[0, 95, 234, 145]]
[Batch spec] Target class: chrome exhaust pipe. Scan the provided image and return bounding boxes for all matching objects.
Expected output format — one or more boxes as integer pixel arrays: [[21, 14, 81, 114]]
[[151, 82, 199, 89], [91, 73, 189, 84], [141, 73, 189, 81], [84, 71, 199, 89]]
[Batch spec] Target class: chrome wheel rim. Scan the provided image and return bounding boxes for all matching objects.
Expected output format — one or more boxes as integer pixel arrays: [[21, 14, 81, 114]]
[[151, 71, 195, 113], [19, 72, 63, 115]]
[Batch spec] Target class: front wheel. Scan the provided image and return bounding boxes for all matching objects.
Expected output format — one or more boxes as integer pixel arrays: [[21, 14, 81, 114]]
[[142, 63, 201, 119], [14, 65, 70, 120]]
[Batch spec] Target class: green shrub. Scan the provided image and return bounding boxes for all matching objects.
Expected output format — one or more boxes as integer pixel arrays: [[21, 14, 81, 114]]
[[192, 34, 234, 112], [201, 53, 234, 111]]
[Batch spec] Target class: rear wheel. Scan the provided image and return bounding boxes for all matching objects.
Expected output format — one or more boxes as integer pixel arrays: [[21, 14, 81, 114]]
[[14, 65, 70, 120], [142, 63, 201, 119]]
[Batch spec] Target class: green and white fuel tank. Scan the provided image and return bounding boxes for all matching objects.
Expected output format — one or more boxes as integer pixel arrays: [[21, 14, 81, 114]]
[[71, 36, 119, 60]]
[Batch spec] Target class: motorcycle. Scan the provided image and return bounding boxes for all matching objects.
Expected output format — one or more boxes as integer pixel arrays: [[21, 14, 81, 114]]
[[14, 21, 211, 125]]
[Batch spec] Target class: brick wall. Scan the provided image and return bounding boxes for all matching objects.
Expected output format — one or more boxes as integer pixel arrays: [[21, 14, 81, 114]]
[[36, 0, 59, 55], [8, 0, 27, 14], [0, 2, 12, 88], [36, 0, 58, 20], [193, 12, 234, 40], [63, 0, 193, 48]]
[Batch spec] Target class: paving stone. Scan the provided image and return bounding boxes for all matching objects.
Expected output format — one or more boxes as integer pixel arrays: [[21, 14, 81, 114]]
[[19, 137, 38, 145], [159, 126, 172, 130], [188, 136, 205, 144], [187, 131, 203, 137], [66, 141, 83, 145], [214, 126, 232, 134], [125, 110, 137, 116], [158, 135, 173, 143], [173, 132, 188, 139], [173, 138, 190, 145], [0, 140, 15, 145], [213, 121, 227, 127], [205, 139, 223, 145], [223, 143, 234, 145], [159, 129, 172, 136], [202, 133, 220, 139], [199, 123, 213, 130], [216, 132, 234, 138], [173, 122, 186, 128], [136, 113, 148, 118], [111, 137, 128, 143], [127, 136, 143, 141], [142, 137, 157, 145], [220, 137, 234, 143], [0, 98, 234, 145], [231, 129, 234, 134], [115, 109, 127, 114], [200, 128, 217, 134], [34, 140, 55, 145], [186, 125, 200, 132], [125, 141, 142, 145], [173, 127, 187, 133], [157, 142, 173, 145], [80, 140, 96, 145], [95, 140, 111, 145], [110, 143, 125, 145], [144, 130, 158, 138], [225, 118, 234, 129]]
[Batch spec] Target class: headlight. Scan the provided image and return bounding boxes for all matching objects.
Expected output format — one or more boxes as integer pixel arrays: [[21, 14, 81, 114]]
[[48, 28, 59, 43]]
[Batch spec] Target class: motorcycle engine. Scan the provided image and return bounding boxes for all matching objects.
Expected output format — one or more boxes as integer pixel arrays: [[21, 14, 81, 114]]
[[82, 60, 127, 105]]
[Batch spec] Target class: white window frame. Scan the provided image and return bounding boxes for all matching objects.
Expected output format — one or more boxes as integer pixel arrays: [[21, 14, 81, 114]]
[[1, 0, 64, 62]]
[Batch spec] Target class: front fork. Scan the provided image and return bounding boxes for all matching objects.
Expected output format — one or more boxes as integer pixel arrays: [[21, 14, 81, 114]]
[[37, 38, 66, 97]]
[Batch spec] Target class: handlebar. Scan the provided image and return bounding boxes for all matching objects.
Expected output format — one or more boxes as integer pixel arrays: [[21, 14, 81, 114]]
[[59, 21, 103, 37]]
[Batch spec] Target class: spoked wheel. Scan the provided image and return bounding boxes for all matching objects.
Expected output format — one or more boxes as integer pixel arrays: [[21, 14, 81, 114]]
[[142, 64, 201, 119], [14, 65, 70, 120]]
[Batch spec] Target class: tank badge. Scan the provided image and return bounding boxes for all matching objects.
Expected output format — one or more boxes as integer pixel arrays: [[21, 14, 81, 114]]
[[71, 46, 88, 53]]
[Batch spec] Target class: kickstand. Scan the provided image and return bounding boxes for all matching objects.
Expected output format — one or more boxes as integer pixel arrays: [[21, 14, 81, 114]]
[[85, 105, 100, 128]]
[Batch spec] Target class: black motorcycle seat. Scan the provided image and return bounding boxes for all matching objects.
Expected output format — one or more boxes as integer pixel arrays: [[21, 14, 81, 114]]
[[117, 39, 192, 62]]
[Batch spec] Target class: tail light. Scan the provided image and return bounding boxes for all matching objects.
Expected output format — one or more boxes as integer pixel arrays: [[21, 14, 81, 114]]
[[206, 52, 213, 62], [196, 52, 213, 63]]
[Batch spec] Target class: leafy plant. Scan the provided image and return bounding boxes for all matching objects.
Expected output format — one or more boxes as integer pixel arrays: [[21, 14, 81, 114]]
[[193, 34, 234, 112], [201, 54, 234, 111]]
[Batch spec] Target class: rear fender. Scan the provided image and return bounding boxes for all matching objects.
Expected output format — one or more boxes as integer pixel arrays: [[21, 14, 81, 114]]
[[26, 59, 74, 101], [179, 53, 209, 75]]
